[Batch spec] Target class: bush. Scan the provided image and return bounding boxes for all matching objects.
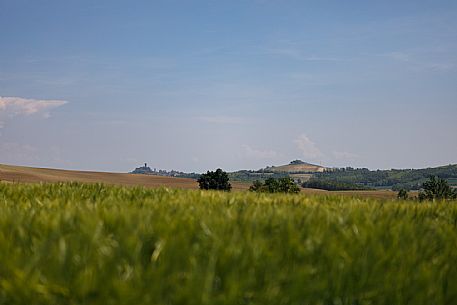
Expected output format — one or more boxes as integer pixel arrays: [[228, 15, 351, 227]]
[[197, 168, 232, 191], [418, 176, 457, 201], [250, 177, 301, 194], [397, 189, 409, 200], [302, 179, 370, 191]]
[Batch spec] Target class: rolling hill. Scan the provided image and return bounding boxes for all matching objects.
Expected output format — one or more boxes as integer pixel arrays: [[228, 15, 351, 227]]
[[0, 163, 400, 198], [229, 160, 326, 183], [264, 160, 326, 173], [0, 164, 200, 189], [0, 164, 249, 191]]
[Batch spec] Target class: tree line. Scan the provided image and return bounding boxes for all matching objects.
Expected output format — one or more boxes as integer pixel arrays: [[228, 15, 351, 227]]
[[197, 169, 457, 202], [313, 165, 457, 190], [398, 176, 457, 201]]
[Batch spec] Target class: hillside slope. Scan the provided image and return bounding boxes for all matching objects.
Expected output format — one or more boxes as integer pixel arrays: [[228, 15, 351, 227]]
[[0, 164, 251, 190], [0, 164, 401, 198], [0, 164, 200, 189], [265, 160, 326, 173]]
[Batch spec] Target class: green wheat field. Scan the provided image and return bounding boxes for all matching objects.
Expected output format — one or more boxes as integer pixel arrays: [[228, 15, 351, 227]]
[[1, 182, 457, 305]]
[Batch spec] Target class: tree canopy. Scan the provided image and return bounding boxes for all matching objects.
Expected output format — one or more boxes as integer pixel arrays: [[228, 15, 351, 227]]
[[249, 178, 301, 194], [418, 176, 457, 201], [302, 179, 370, 191], [397, 189, 409, 200], [197, 169, 232, 191]]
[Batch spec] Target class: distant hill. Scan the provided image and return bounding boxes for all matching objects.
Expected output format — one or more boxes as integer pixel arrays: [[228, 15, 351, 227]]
[[262, 160, 326, 173], [0, 163, 198, 189], [229, 160, 457, 190], [229, 160, 326, 182], [19, 160, 452, 192]]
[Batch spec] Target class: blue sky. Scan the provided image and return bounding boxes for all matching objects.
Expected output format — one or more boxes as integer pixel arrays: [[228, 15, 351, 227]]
[[1, 0, 456, 172]]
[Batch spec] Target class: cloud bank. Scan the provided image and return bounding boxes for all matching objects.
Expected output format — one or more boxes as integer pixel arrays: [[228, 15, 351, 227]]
[[0, 96, 67, 129], [242, 144, 278, 159], [0, 96, 67, 117], [294, 134, 322, 160]]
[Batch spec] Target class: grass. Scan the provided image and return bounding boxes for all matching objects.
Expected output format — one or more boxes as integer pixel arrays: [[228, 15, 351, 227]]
[[1, 182, 457, 305]]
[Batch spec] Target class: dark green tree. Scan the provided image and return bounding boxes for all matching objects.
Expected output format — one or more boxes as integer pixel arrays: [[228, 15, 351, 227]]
[[397, 189, 409, 200], [418, 176, 457, 201], [250, 177, 300, 194], [197, 168, 232, 191], [264, 178, 281, 193], [277, 177, 301, 193], [302, 179, 369, 191]]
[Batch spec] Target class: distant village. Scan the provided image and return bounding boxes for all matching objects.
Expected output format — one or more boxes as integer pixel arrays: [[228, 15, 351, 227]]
[[130, 163, 200, 179]]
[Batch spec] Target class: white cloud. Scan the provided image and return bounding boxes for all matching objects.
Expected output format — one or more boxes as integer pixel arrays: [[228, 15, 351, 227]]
[[242, 144, 278, 159], [0, 96, 67, 129], [294, 134, 322, 160], [0, 96, 67, 117]]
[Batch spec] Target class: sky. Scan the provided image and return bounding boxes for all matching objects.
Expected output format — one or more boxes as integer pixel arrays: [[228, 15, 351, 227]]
[[1, 0, 456, 173]]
